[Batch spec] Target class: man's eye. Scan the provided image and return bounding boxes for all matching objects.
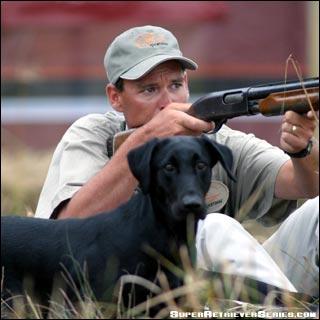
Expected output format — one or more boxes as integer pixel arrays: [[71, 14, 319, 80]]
[[171, 82, 183, 90], [143, 87, 156, 94], [196, 162, 207, 170], [164, 163, 176, 172]]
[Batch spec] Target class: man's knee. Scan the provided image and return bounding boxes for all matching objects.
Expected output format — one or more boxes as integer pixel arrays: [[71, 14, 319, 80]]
[[197, 213, 243, 235], [195, 213, 297, 291], [263, 196, 319, 296]]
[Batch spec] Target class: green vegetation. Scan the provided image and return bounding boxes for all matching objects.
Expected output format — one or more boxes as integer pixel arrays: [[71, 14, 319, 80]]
[[1, 147, 53, 216]]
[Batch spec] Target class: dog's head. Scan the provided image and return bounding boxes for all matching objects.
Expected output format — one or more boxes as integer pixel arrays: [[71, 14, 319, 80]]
[[127, 135, 236, 223]]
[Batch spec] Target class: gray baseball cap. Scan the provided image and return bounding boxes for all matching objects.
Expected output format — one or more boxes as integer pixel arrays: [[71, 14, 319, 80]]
[[104, 25, 198, 84]]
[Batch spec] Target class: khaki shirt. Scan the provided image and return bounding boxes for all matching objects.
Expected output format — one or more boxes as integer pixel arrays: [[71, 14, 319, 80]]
[[35, 111, 296, 222]]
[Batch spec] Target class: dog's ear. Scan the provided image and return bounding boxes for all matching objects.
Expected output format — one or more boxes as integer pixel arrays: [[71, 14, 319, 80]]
[[200, 135, 237, 182], [127, 138, 159, 194]]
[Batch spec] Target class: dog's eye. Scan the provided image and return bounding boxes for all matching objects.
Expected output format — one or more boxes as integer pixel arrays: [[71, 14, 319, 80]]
[[196, 162, 207, 170], [164, 163, 176, 172]]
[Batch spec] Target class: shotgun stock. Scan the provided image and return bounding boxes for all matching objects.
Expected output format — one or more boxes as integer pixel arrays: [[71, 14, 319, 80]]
[[107, 77, 319, 157]]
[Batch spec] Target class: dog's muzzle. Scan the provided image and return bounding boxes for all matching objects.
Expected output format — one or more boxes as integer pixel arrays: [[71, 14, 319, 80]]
[[173, 194, 207, 220]]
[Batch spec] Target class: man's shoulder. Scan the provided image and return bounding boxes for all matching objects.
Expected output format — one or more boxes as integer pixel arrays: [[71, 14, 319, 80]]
[[72, 111, 125, 130], [65, 111, 126, 138]]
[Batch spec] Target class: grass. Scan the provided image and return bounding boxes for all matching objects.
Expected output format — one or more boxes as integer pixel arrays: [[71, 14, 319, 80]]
[[1, 145, 53, 216], [1, 131, 319, 318], [2, 251, 318, 319]]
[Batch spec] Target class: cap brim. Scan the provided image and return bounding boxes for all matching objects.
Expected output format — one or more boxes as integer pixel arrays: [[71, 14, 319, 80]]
[[120, 55, 198, 81]]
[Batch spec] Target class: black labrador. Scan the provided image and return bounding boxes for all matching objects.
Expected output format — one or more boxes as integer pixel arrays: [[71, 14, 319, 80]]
[[1, 135, 235, 312]]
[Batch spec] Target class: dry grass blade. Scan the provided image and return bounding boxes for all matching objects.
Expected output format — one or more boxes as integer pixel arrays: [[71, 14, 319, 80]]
[[1, 296, 22, 319], [285, 54, 319, 123], [118, 274, 162, 296], [127, 279, 208, 317], [116, 274, 161, 318], [142, 244, 185, 279], [157, 271, 179, 310], [284, 54, 320, 175], [25, 294, 42, 319], [179, 245, 202, 311], [234, 185, 265, 223]]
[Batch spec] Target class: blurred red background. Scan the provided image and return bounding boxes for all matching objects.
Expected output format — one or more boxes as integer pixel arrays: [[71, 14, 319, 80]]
[[1, 1, 317, 149]]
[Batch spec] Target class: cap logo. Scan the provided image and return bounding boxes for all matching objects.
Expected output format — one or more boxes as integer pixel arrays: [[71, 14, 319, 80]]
[[135, 32, 168, 48]]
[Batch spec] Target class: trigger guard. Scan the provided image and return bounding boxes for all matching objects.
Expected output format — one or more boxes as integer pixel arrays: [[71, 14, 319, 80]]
[[212, 119, 227, 133]]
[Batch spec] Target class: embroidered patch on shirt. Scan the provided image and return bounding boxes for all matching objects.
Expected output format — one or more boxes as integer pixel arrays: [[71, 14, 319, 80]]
[[205, 180, 229, 212]]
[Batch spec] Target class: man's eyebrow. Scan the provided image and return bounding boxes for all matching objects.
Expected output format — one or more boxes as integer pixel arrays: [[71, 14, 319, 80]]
[[171, 75, 184, 82], [136, 82, 158, 89], [136, 76, 184, 88]]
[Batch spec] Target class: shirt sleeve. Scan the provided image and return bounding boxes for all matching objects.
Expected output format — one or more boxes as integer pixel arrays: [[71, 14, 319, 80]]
[[211, 126, 297, 225], [34, 112, 125, 219]]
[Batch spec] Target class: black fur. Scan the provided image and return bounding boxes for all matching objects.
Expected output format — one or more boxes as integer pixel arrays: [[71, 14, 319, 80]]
[[1, 135, 235, 311]]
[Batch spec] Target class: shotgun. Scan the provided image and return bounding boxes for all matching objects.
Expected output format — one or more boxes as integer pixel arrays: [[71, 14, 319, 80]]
[[107, 77, 319, 157]]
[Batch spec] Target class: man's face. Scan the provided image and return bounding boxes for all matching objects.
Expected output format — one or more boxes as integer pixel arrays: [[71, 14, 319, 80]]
[[109, 61, 189, 128]]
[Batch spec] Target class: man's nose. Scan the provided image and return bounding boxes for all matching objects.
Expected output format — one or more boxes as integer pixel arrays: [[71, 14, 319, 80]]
[[158, 90, 173, 110]]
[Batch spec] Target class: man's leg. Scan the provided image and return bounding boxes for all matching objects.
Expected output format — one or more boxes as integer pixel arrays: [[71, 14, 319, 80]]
[[196, 213, 296, 292], [263, 197, 319, 297]]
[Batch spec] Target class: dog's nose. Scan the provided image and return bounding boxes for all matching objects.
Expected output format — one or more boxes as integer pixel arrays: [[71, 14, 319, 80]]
[[182, 195, 203, 211]]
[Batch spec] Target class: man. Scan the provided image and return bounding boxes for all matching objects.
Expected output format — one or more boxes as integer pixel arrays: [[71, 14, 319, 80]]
[[35, 26, 319, 296]]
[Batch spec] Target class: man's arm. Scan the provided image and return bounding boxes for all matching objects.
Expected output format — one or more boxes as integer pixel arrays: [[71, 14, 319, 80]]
[[57, 103, 213, 219], [275, 111, 319, 199]]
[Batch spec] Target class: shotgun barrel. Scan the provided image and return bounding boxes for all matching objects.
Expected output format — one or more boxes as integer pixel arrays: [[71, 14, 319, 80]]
[[188, 77, 319, 131]]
